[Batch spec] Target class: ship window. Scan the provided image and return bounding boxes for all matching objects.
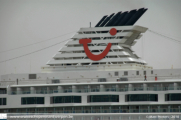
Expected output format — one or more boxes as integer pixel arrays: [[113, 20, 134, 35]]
[[124, 71, 128, 76], [52, 80, 60, 83], [51, 96, 81, 104], [0, 98, 6, 105], [117, 78, 128, 81], [165, 93, 181, 101], [0, 88, 7, 94], [98, 78, 106, 82], [87, 95, 119, 103], [29, 74, 36, 79], [151, 70, 153, 74], [125, 94, 158, 102], [144, 71, 146, 75], [21, 97, 44, 105], [115, 72, 118, 76], [136, 71, 139, 75]]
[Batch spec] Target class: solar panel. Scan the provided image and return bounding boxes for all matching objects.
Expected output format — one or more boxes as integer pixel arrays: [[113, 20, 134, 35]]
[[112, 11, 128, 26], [125, 8, 147, 25], [95, 15, 108, 27], [117, 9, 137, 26], [125, 8, 146, 25], [95, 8, 147, 27], [105, 11, 122, 26], [99, 13, 115, 27]]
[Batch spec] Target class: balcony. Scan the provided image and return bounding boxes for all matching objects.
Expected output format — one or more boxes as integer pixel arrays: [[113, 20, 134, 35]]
[[9, 86, 181, 95], [5, 108, 181, 113]]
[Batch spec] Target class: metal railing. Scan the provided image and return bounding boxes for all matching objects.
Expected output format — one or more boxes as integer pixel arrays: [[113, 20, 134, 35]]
[[6, 108, 181, 113], [9, 86, 181, 95], [4, 113, 181, 120]]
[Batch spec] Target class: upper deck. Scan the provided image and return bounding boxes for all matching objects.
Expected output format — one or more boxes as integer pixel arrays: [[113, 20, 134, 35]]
[[46, 8, 149, 68]]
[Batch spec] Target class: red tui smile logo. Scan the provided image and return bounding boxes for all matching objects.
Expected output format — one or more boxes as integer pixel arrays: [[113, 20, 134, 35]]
[[79, 28, 117, 61]]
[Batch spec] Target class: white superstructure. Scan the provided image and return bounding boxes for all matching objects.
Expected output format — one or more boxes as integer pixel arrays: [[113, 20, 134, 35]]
[[47, 26, 147, 66], [0, 8, 181, 120]]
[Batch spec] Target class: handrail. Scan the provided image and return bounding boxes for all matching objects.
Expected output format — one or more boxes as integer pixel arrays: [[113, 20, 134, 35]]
[[6, 108, 181, 113], [8, 86, 181, 95]]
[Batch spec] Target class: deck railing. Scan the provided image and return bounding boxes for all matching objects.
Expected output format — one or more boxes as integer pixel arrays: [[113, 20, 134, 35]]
[[5, 108, 181, 113], [8, 86, 181, 95]]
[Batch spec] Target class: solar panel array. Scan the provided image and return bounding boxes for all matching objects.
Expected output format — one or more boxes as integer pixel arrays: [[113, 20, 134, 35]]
[[95, 8, 147, 27]]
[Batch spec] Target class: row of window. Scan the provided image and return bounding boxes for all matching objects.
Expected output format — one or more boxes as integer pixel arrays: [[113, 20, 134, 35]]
[[28, 70, 153, 80], [18, 94, 181, 105], [115, 70, 153, 76], [88, 94, 158, 102], [2, 94, 181, 106]]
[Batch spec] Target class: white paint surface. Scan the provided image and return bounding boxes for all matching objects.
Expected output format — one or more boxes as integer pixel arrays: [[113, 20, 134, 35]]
[[0, 0, 181, 76]]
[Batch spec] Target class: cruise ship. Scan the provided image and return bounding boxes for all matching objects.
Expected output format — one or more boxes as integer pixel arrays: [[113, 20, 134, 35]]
[[1, 8, 181, 120]]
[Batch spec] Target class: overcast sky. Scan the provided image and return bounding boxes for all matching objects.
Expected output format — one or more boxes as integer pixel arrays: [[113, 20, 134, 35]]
[[0, 0, 181, 76]]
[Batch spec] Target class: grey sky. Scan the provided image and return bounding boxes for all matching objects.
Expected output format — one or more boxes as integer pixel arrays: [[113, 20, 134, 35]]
[[0, 0, 181, 76]]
